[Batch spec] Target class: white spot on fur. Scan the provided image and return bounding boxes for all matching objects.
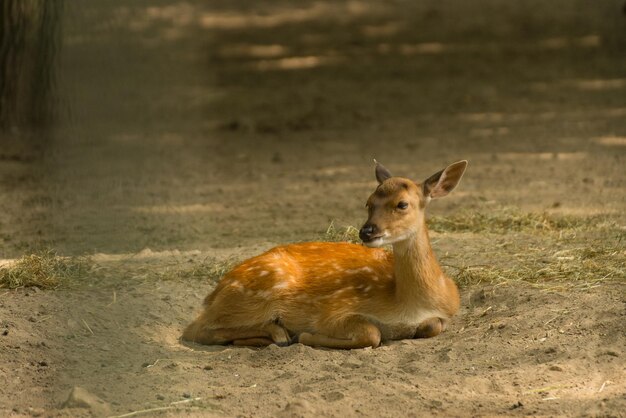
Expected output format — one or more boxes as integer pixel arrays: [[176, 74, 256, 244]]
[[273, 282, 289, 290], [259, 270, 269, 277]]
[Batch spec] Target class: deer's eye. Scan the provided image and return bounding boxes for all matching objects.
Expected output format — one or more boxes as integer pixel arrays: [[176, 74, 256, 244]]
[[397, 201, 409, 210]]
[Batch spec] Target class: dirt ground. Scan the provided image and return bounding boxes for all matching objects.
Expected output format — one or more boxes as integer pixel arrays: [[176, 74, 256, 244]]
[[1, 1, 625, 417]]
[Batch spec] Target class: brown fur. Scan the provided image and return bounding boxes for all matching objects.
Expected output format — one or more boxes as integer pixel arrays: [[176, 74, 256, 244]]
[[182, 161, 468, 349]]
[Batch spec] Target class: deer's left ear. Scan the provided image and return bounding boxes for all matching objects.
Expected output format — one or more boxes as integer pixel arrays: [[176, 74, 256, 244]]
[[422, 160, 468, 199], [374, 160, 393, 184]]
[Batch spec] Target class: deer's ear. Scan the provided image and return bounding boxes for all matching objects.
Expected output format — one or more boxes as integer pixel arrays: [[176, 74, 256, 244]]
[[422, 160, 468, 199], [374, 160, 393, 184]]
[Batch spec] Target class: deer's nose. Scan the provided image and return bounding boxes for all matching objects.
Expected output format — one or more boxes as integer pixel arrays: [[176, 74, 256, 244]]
[[359, 223, 378, 241]]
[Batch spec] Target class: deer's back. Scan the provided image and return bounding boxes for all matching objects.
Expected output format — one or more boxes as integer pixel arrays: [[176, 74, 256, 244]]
[[207, 242, 393, 303]]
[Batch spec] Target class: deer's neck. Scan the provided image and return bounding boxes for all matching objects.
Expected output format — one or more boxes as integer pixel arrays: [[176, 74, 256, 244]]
[[392, 215, 444, 302]]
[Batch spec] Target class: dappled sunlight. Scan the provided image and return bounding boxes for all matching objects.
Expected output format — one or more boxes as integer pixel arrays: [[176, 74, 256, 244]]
[[593, 136, 626, 147], [132, 204, 226, 214], [254, 55, 341, 71], [496, 152, 587, 161], [312, 165, 357, 177], [218, 44, 289, 59], [460, 112, 533, 123], [469, 127, 510, 138], [571, 78, 626, 91], [538, 34, 601, 49], [399, 42, 447, 55], [199, 2, 384, 30], [532, 78, 626, 92], [108, 2, 385, 38], [91, 248, 202, 263], [377, 34, 602, 57], [459, 108, 626, 124], [361, 22, 404, 38]]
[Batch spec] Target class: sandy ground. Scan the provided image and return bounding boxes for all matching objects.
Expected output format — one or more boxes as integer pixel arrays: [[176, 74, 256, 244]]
[[1, 0, 625, 417]]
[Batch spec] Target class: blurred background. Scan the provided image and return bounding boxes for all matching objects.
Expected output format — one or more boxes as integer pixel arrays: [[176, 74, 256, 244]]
[[1, 0, 625, 258]]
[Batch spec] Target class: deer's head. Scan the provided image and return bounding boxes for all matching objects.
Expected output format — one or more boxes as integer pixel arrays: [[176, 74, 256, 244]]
[[359, 160, 468, 247]]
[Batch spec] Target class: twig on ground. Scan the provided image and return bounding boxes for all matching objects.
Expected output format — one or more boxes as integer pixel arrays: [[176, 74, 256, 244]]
[[81, 319, 94, 335], [108, 397, 203, 418]]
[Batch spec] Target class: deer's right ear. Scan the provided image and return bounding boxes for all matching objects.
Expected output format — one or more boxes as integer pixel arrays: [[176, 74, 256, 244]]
[[374, 160, 393, 184], [422, 160, 468, 199]]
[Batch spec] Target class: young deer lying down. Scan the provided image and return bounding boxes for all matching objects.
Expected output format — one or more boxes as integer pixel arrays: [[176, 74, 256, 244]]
[[183, 160, 468, 349]]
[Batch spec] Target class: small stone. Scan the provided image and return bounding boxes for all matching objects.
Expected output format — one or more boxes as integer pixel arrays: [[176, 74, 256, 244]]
[[510, 401, 523, 410], [62, 386, 111, 417], [156, 394, 165, 401], [203, 365, 213, 371], [28, 407, 45, 416], [38, 361, 48, 367], [2, 329, 8, 336], [182, 392, 191, 398], [549, 365, 563, 372]]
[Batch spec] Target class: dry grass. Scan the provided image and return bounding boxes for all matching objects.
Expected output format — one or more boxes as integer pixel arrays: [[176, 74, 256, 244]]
[[173, 257, 239, 284], [428, 207, 617, 234], [447, 240, 625, 290], [324, 208, 619, 239], [0, 250, 92, 289], [323, 221, 360, 243]]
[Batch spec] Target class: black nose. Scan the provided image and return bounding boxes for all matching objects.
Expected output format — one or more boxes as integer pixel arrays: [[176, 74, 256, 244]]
[[359, 224, 377, 241]]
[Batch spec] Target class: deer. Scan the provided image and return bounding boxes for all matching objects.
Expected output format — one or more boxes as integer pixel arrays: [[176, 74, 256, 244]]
[[182, 160, 468, 349]]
